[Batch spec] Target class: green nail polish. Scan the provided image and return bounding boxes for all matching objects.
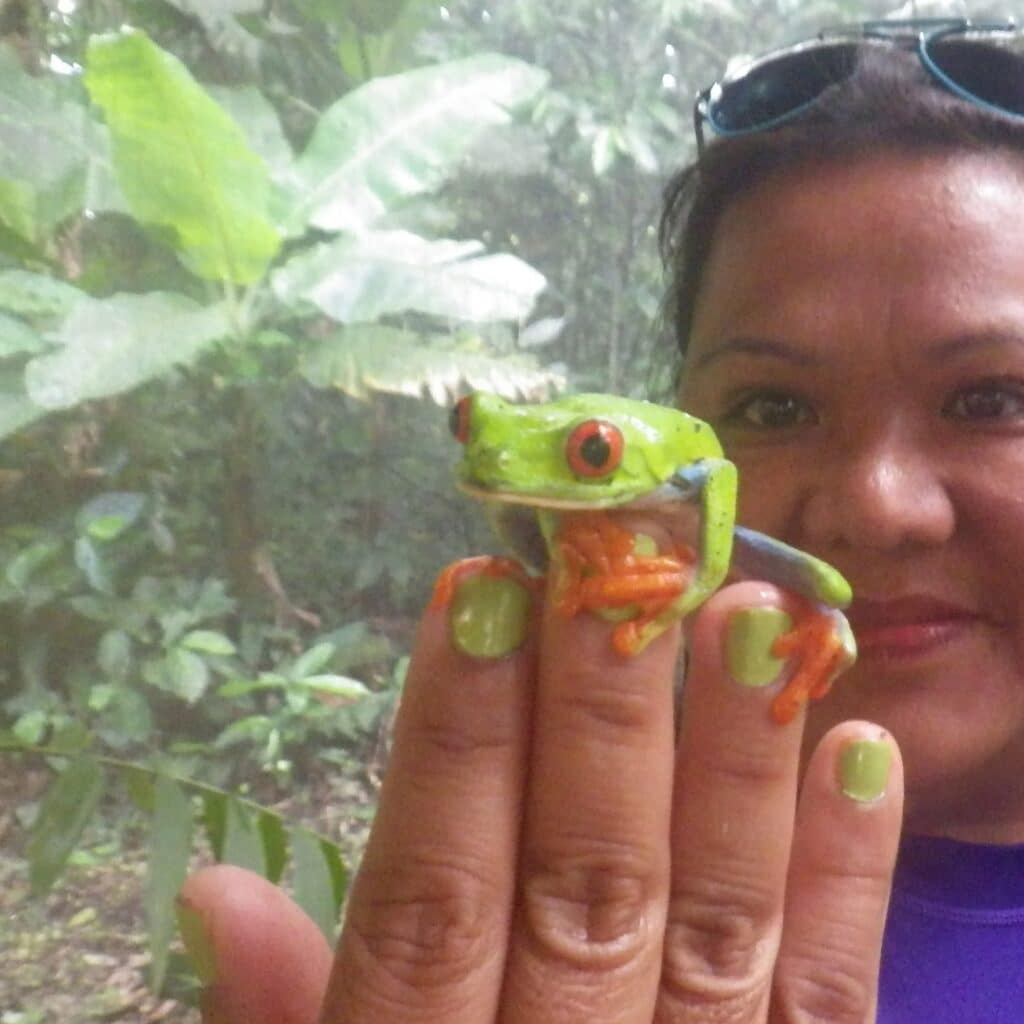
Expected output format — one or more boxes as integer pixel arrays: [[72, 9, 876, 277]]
[[176, 900, 217, 984], [450, 573, 531, 658], [726, 607, 793, 687], [840, 739, 892, 802]]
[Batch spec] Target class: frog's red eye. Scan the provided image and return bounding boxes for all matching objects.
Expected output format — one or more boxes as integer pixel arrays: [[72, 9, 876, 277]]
[[565, 419, 624, 477], [449, 396, 472, 444]]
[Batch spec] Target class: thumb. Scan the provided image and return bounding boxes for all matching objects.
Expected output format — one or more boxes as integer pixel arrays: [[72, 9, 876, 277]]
[[177, 865, 332, 1024]]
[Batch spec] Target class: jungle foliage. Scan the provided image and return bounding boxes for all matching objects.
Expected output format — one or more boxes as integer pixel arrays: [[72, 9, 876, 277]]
[[0, 0, 946, 1003]]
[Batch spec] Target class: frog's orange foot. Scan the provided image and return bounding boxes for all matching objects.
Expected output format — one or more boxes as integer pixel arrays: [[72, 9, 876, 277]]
[[430, 556, 540, 610], [551, 512, 694, 634], [769, 610, 854, 725]]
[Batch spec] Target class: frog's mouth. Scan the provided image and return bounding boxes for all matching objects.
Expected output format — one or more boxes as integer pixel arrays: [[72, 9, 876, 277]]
[[455, 479, 654, 511]]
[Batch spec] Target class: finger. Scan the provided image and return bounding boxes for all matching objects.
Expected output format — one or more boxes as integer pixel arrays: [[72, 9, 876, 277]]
[[657, 582, 813, 1022], [772, 722, 902, 1021], [499, 581, 680, 1023], [322, 560, 538, 1023], [177, 865, 332, 1024]]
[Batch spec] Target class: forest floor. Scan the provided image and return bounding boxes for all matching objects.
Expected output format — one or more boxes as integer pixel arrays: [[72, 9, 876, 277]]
[[0, 753, 380, 1023]]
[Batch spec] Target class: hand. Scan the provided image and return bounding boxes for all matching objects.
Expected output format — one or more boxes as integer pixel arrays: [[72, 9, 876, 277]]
[[178, 567, 903, 1023]]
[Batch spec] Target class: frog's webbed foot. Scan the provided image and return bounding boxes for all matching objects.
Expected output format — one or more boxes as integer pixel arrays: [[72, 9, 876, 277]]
[[551, 513, 694, 654], [769, 607, 857, 725]]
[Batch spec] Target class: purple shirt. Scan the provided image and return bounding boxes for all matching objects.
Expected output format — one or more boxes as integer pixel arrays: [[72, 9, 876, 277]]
[[878, 835, 1024, 1022]]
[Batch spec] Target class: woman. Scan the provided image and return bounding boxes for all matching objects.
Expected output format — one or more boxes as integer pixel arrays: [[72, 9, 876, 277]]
[[177, 21, 1024, 1022]]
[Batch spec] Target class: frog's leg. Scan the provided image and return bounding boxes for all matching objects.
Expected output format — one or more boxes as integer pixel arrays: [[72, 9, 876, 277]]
[[730, 526, 857, 724], [618, 458, 737, 653], [731, 525, 851, 608], [769, 608, 856, 724]]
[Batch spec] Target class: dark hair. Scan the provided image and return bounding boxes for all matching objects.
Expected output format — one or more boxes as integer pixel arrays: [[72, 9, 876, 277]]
[[659, 46, 1024, 359]]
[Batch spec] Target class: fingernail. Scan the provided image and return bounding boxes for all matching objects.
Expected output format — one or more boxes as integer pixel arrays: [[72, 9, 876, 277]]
[[726, 607, 793, 686], [839, 738, 892, 802], [451, 572, 531, 658], [176, 898, 217, 984]]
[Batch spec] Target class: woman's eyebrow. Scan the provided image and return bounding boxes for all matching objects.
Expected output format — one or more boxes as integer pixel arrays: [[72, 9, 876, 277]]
[[929, 331, 1024, 361], [689, 336, 819, 371]]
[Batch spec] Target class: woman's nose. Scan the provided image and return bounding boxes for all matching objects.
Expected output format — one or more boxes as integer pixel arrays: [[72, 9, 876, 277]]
[[800, 431, 955, 552]]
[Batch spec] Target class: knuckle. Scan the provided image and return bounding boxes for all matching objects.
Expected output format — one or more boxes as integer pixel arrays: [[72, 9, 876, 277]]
[[556, 668, 661, 736], [344, 856, 499, 998], [659, 875, 778, 1007], [520, 837, 663, 969], [409, 703, 519, 762], [775, 957, 875, 1023]]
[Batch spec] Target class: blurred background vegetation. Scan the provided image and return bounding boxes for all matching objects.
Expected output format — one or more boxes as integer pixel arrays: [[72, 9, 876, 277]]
[[0, 0, 999, 1016]]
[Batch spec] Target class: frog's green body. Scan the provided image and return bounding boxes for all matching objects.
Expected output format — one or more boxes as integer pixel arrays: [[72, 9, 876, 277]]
[[450, 391, 857, 722], [454, 390, 852, 609]]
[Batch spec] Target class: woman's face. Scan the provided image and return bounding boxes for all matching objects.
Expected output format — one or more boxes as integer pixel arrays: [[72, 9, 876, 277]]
[[680, 151, 1024, 838]]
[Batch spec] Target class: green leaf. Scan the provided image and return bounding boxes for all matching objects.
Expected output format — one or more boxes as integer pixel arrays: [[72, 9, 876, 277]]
[[167, 649, 211, 704], [74, 536, 114, 594], [0, 46, 90, 243], [208, 85, 294, 180], [273, 230, 546, 324], [13, 709, 47, 745], [97, 629, 133, 680], [290, 828, 343, 941], [85, 30, 281, 284], [77, 492, 147, 540], [26, 755, 105, 894], [279, 54, 549, 233], [181, 629, 237, 656], [300, 325, 565, 404], [259, 811, 288, 884], [289, 641, 335, 680], [145, 776, 193, 992], [0, 312, 43, 357], [6, 537, 61, 589], [25, 293, 230, 410], [292, 674, 370, 699], [221, 797, 264, 873], [201, 791, 227, 861], [0, 269, 84, 318]]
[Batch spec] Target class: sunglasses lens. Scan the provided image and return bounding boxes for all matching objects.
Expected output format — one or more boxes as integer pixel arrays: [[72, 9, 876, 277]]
[[925, 37, 1024, 116], [709, 44, 859, 132]]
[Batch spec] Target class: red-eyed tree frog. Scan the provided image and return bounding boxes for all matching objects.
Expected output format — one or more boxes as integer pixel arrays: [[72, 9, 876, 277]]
[[443, 391, 856, 724]]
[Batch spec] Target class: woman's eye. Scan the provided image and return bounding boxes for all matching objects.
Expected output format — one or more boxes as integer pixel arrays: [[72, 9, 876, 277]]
[[944, 380, 1024, 423], [724, 391, 815, 430]]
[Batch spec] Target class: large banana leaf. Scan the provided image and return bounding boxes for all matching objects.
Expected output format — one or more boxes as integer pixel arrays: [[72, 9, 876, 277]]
[[84, 30, 281, 285], [0, 46, 93, 244], [300, 325, 565, 404], [273, 230, 546, 324], [278, 54, 549, 234], [25, 293, 230, 410]]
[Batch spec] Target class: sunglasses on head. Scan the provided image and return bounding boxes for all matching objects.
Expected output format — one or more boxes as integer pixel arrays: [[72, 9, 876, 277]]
[[694, 18, 1024, 154]]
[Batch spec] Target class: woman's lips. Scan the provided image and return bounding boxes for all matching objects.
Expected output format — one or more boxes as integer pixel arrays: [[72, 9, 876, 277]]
[[846, 596, 983, 657]]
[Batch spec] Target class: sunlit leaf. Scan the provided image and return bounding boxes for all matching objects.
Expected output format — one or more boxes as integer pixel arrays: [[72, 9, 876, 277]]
[[77, 492, 147, 540], [27, 756, 105, 894], [274, 230, 546, 324], [181, 630, 237, 656], [0, 45, 91, 243], [85, 30, 281, 284], [300, 324, 565, 405], [25, 293, 230, 410], [289, 641, 335, 680], [278, 54, 548, 233], [146, 776, 193, 992]]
